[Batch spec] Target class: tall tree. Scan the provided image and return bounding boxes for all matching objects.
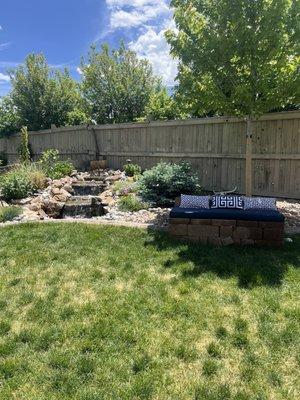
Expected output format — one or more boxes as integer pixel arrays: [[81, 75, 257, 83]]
[[167, 0, 299, 117], [144, 85, 184, 121], [0, 96, 21, 136], [166, 0, 300, 194], [10, 54, 87, 131], [81, 43, 158, 124]]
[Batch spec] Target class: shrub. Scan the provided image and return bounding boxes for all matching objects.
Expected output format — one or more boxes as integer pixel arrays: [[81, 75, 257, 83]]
[[118, 195, 149, 212], [39, 149, 74, 179], [112, 180, 138, 196], [0, 206, 22, 222], [0, 151, 8, 167], [123, 163, 142, 177], [18, 126, 31, 164], [0, 168, 33, 201], [27, 165, 47, 191], [0, 164, 46, 201], [139, 162, 201, 206]]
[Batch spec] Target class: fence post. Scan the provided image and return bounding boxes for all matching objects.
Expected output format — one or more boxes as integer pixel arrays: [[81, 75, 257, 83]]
[[245, 117, 253, 196]]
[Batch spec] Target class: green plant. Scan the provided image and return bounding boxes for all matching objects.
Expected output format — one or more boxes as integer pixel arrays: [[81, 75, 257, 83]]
[[139, 162, 201, 206], [123, 163, 142, 177], [0, 168, 33, 201], [118, 194, 149, 212], [39, 149, 73, 179], [18, 126, 31, 164], [0, 206, 22, 222], [112, 180, 138, 196], [25, 164, 47, 190], [0, 151, 8, 167]]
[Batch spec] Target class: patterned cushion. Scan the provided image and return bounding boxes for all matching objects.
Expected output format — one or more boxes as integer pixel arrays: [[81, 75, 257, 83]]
[[244, 197, 276, 210], [211, 195, 244, 209], [180, 194, 210, 209]]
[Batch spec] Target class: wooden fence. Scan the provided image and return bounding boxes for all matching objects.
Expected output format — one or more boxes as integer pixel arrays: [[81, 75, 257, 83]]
[[0, 111, 299, 199]]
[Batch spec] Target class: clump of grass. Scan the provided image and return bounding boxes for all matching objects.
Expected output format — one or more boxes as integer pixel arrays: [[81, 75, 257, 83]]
[[202, 359, 218, 376], [207, 342, 222, 358], [175, 344, 198, 362], [118, 194, 149, 212], [0, 206, 22, 222], [132, 353, 152, 374], [216, 326, 228, 339]]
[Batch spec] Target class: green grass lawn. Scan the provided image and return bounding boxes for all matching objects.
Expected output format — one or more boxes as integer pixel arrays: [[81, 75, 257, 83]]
[[0, 223, 299, 400]]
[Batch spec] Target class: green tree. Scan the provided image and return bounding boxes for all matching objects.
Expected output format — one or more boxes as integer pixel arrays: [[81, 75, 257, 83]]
[[144, 85, 183, 121], [10, 54, 87, 131], [166, 0, 300, 194], [0, 96, 21, 136], [81, 43, 158, 124], [167, 0, 299, 117]]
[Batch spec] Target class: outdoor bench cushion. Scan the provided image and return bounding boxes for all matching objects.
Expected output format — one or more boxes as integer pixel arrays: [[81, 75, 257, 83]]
[[170, 207, 285, 222]]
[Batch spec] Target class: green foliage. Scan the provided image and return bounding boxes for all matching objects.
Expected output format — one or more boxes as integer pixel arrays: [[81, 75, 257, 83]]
[[18, 126, 31, 164], [0, 206, 22, 223], [144, 86, 183, 121], [0, 151, 8, 167], [39, 149, 73, 180], [118, 194, 149, 212], [10, 54, 86, 131], [0, 96, 21, 136], [123, 163, 142, 177], [81, 43, 159, 124], [139, 162, 201, 206], [66, 109, 89, 126], [0, 168, 33, 201], [167, 0, 300, 118], [112, 180, 138, 196]]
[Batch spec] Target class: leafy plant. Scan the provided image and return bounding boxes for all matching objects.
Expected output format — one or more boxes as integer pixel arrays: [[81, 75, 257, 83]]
[[0, 206, 22, 222], [112, 180, 138, 196], [39, 149, 73, 179], [0, 168, 33, 201], [118, 194, 149, 212], [18, 126, 31, 164], [123, 163, 141, 177], [0, 164, 46, 201], [139, 162, 201, 206]]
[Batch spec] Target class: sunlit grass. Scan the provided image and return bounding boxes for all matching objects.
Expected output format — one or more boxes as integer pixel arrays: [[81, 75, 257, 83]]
[[0, 223, 299, 399]]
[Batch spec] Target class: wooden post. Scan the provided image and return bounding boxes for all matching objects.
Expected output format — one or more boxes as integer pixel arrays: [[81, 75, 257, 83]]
[[245, 117, 252, 196]]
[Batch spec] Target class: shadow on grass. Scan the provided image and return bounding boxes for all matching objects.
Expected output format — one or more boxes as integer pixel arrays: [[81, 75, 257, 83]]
[[145, 229, 300, 288]]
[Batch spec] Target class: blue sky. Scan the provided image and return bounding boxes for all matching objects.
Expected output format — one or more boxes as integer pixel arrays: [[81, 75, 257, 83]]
[[0, 0, 177, 96]]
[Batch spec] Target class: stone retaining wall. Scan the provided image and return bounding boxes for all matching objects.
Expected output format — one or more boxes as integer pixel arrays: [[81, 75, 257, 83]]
[[168, 218, 284, 247]]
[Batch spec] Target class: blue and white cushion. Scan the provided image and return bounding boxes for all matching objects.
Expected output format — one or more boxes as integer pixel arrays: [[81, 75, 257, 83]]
[[180, 194, 210, 209], [244, 197, 276, 210], [211, 195, 244, 209]]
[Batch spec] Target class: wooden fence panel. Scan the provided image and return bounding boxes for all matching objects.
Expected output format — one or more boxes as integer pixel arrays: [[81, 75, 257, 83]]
[[0, 111, 299, 198]]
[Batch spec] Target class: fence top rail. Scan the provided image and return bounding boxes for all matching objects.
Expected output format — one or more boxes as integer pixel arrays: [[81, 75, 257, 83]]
[[1, 110, 299, 137]]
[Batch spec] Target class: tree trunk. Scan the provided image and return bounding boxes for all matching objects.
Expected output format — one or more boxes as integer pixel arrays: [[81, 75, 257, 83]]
[[245, 117, 253, 196]]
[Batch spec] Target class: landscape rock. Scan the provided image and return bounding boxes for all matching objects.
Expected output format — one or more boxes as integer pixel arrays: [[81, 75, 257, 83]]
[[41, 198, 64, 218]]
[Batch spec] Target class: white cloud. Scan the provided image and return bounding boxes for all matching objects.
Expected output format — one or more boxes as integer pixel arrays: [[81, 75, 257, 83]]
[[129, 22, 177, 87], [107, 0, 170, 30], [0, 72, 10, 82], [0, 42, 11, 51], [106, 0, 177, 87]]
